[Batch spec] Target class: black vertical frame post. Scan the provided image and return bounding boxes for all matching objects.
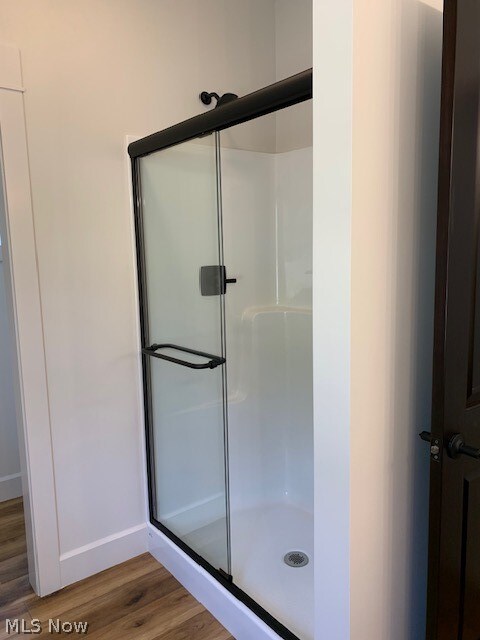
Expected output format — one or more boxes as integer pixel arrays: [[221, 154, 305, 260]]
[[131, 157, 158, 524]]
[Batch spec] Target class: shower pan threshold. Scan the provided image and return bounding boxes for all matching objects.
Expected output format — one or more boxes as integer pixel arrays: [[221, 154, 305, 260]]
[[147, 521, 290, 640], [148, 502, 313, 640]]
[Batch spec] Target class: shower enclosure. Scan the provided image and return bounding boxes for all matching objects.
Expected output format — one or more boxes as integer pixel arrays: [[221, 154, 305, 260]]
[[129, 70, 313, 640]]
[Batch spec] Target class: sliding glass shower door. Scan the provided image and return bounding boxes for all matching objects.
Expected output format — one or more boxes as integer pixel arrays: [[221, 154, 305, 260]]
[[135, 134, 230, 575]]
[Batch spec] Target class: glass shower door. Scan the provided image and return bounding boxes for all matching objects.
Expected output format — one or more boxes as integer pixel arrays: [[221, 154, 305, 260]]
[[136, 135, 230, 575]]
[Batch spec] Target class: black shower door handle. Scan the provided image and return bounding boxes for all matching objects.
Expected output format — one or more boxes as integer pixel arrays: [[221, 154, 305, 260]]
[[142, 343, 226, 370]]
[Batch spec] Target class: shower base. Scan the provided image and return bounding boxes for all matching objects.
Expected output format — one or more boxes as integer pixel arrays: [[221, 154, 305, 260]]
[[230, 503, 314, 640], [180, 502, 314, 638], [148, 502, 313, 640]]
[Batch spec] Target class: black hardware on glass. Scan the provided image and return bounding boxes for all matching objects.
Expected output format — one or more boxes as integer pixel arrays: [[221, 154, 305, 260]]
[[200, 265, 237, 296], [142, 344, 226, 370], [447, 434, 480, 460], [419, 431, 441, 462], [200, 91, 239, 108]]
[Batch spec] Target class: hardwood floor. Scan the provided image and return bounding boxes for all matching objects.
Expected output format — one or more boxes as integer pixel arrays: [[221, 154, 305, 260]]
[[0, 498, 234, 639]]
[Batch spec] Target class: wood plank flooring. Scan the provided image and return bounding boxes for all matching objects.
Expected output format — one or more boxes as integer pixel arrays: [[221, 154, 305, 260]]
[[0, 498, 234, 639]]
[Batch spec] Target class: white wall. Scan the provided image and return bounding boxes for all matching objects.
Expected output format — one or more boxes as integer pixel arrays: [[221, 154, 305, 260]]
[[0, 0, 278, 586], [0, 251, 21, 502], [350, 0, 442, 637], [313, 0, 441, 636], [275, 0, 312, 152], [312, 1, 353, 638], [0, 45, 61, 594]]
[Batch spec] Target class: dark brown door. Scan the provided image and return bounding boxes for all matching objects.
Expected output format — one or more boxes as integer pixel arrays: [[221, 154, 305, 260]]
[[427, 1, 480, 638]]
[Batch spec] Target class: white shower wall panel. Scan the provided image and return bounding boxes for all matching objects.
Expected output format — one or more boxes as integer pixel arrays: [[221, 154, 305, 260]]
[[221, 148, 277, 512], [142, 142, 313, 535], [226, 306, 313, 512], [221, 147, 278, 393], [221, 145, 313, 516], [275, 146, 313, 307], [283, 308, 313, 510]]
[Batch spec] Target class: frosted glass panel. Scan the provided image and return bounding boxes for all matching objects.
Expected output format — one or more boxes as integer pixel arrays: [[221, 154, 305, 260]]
[[139, 136, 229, 573]]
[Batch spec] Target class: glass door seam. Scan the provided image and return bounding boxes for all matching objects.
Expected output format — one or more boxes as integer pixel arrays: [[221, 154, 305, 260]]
[[215, 130, 232, 578]]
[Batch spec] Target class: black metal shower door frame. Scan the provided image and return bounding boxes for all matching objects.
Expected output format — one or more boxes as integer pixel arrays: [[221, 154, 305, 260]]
[[129, 68, 312, 640]]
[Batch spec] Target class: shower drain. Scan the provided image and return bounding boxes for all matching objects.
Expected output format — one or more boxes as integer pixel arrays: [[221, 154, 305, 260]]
[[283, 551, 309, 568]]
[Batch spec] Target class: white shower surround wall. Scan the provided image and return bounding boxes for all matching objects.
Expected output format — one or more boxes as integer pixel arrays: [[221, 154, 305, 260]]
[[223, 145, 313, 509], [227, 305, 313, 639], [144, 144, 313, 524], [148, 145, 313, 524], [146, 143, 313, 640], [224, 145, 313, 640]]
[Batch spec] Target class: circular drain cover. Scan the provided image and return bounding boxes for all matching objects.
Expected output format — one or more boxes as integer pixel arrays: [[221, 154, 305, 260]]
[[284, 551, 309, 568]]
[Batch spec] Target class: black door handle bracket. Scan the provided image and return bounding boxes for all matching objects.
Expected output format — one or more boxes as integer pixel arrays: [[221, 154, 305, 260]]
[[142, 344, 226, 370]]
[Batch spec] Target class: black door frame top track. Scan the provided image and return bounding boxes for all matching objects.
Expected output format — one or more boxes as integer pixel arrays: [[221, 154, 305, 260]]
[[129, 68, 312, 640], [128, 68, 312, 159]]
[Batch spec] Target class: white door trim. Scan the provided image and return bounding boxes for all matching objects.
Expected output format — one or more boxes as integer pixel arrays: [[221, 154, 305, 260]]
[[0, 42, 61, 595]]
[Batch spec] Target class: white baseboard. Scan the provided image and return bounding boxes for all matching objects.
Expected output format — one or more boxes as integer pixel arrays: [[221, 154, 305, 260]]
[[0, 472, 22, 502], [147, 523, 281, 640], [60, 524, 148, 587]]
